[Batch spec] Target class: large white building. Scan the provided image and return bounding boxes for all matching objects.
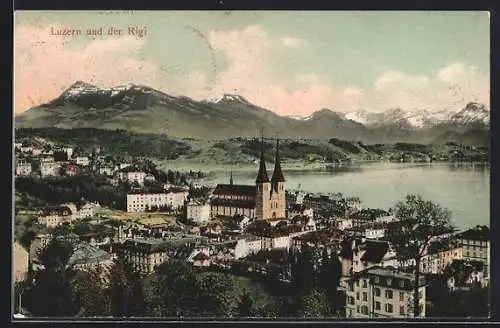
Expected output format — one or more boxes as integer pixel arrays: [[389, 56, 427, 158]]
[[126, 188, 189, 212], [345, 266, 427, 318], [117, 169, 147, 186], [186, 199, 211, 223]]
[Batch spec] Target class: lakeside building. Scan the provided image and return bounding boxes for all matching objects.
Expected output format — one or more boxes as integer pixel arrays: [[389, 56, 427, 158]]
[[345, 266, 427, 318], [126, 187, 188, 212], [210, 133, 286, 221]]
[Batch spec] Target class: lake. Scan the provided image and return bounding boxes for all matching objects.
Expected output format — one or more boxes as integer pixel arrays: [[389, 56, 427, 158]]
[[202, 162, 490, 230]]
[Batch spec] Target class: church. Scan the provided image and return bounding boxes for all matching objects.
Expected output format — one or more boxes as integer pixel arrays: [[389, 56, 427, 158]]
[[210, 133, 286, 220]]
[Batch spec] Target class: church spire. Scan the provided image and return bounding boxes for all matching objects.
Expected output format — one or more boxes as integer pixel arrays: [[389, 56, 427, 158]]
[[255, 128, 269, 184], [230, 171, 233, 185], [271, 133, 285, 190]]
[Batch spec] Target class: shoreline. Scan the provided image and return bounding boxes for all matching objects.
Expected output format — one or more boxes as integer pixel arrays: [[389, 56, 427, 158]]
[[157, 159, 490, 173]]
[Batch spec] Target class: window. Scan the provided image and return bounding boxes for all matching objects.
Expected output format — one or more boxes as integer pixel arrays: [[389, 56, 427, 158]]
[[385, 304, 393, 313], [348, 284, 354, 292], [356, 305, 360, 313], [374, 276, 380, 283], [387, 278, 392, 286], [374, 288, 381, 297], [399, 292, 404, 301], [356, 292, 360, 300], [385, 290, 393, 299], [363, 279, 368, 288], [361, 305, 369, 315], [356, 280, 360, 287], [375, 301, 381, 310], [363, 292, 368, 301], [348, 309, 352, 317], [400, 306, 405, 316], [399, 280, 405, 288]]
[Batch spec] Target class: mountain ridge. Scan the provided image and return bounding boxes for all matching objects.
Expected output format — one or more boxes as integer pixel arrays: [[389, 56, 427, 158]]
[[15, 81, 490, 145]]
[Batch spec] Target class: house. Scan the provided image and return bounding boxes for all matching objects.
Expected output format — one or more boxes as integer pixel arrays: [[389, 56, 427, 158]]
[[74, 202, 95, 219], [345, 222, 387, 240], [99, 166, 115, 176], [61, 163, 78, 176], [76, 156, 90, 167], [63, 147, 73, 159], [186, 199, 211, 223], [345, 197, 363, 213], [291, 215, 316, 232], [119, 238, 171, 274], [291, 227, 345, 252], [117, 166, 146, 185], [126, 188, 189, 212], [68, 242, 114, 271], [287, 204, 314, 219], [345, 266, 427, 318], [14, 142, 23, 150], [234, 214, 252, 231], [262, 233, 290, 251], [14, 242, 29, 282], [40, 158, 61, 177], [192, 252, 211, 266], [345, 239, 398, 274], [335, 217, 353, 231], [37, 206, 74, 227], [15, 160, 32, 177], [420, 240, 463, 274]]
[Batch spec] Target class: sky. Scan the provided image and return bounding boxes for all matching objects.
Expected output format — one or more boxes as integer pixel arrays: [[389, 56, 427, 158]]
[[14, 11, 490, 116]]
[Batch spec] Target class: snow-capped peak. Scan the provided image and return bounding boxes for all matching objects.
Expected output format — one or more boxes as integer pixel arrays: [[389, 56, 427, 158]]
[[210, 94, 250, 104], [287, 115, 313, 121]]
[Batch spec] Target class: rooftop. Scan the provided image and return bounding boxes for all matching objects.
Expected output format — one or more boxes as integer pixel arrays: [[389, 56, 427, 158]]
[[213, 184, 256, 197]]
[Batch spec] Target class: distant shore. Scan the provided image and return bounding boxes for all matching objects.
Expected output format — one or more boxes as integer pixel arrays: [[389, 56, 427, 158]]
[[158, 159, 490, 173]]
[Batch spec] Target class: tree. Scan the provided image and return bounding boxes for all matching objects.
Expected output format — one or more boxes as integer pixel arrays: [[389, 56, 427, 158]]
[[387, 194, 454, 317], [24, 237, 78, 316], [237, 291, 255, 317], [290, 246, 316, 293], [195, 272, 238, 317], [106, 258, 145, 317], [298, 288, 331, 318], [72, 265, 111, 316], [317, 248, 343, 314]]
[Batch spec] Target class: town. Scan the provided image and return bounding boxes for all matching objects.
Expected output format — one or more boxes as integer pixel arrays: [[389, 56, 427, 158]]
[[13, 132, 490, 318]]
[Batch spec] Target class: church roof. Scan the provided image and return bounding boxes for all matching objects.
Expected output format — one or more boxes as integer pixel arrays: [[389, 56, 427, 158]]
[[271, 137, 285, 185], [210, 198, 256, 209], [212, 184, 256, 197], [256, 131, 270, 184]]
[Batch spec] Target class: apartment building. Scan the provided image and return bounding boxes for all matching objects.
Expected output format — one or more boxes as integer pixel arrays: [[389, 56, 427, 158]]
[[126, 188, 188, 212], [40, 158, 61, 177], [186, 199, 211, 223], [346, 266, 427, 318], [119, 239, 170, 274], [420, 240, 463, 274], [456, 226, 489, 279], [15, 160, 32, 177]]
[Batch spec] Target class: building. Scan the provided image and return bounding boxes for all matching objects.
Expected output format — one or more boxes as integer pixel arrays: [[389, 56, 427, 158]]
[[210, 133, 286, 221], [345, 197, 363, 213], [446, 259, 486, 289], [287, 204, 314, 219], [74, 202, 95, 220], [63, 147, 73, 159], [126, 188, 189, 212], [420, 240, 463, 274], [37, 206, 74, 227], [75, 156, 90, 166], [68, 242, 114, 271], [99, 166, 115, 176], [14, 242, 29, 282], [186, 199, 211, 223], [40, 158, 61, 177], [345, 222, 388, 240], [192, 252, 211, 266], [341, 239, 398, 276], [117, 167, 146, 185], [15, 160, 32, 177], [119, 239, 170, 274], [456, 226, 489, 279], [345, 266, 427, 318], [335, 217, 353, 231]]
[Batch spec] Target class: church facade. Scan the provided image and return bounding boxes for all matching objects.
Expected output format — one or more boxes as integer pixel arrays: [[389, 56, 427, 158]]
[[210, 134, 286, 220]]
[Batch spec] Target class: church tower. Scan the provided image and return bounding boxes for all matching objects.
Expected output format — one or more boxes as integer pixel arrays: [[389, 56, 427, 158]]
[[255, 129, 271, 220], [269, 135, 286, 219]]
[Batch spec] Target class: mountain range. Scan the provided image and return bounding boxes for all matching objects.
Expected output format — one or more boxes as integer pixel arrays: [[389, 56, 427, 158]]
[[15, 81, 490, 145]]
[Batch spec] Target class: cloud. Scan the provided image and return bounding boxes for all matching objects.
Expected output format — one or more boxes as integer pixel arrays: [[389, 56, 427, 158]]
[[369, 63, 489, 111], [14, 23, 159, 113], [15, 23, 489, 116], [280, 36, 304, 47]]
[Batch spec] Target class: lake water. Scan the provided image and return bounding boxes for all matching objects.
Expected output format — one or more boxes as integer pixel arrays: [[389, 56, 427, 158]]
[[203, 162, 490, 230]]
